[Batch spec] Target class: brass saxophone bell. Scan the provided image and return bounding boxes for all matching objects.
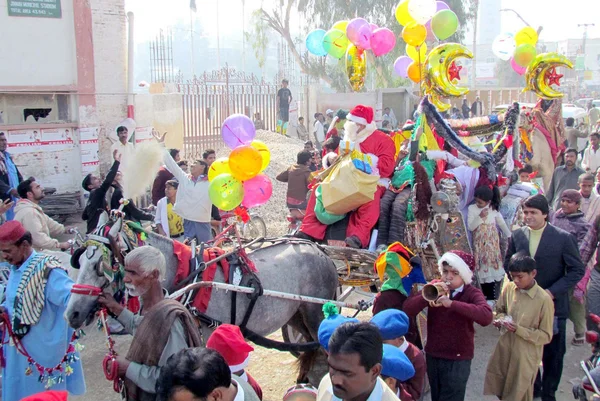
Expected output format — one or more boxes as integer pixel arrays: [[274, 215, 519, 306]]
[[423, 282, 450, 302]]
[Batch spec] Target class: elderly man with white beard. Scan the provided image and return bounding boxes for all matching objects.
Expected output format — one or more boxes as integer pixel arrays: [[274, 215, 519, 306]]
[[97, 246, 201, 400], [297, 105, 396, 248]]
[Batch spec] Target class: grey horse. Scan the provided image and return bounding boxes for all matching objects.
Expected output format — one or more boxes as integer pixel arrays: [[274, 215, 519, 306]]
[[64, 212, 338, 382]]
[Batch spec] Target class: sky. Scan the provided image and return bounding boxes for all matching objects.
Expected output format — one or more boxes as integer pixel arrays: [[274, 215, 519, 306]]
[[125, 0, 600, 44]]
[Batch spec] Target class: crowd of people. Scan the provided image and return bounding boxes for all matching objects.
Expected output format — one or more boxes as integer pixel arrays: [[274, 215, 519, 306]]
[[3, 98, 600, 401]]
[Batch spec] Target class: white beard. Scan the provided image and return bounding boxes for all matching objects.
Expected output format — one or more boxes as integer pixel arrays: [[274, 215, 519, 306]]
[[343, 120, 360, 142]]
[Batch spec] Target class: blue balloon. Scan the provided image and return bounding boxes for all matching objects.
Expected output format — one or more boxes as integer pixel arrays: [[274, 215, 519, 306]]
[[306, 29, 327, 57]]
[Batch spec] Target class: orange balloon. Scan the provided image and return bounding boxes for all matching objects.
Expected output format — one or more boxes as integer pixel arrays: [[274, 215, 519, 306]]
[[407, 62, 423, 83], [402, 22, 427, 47], [228, 145, 263, 181]]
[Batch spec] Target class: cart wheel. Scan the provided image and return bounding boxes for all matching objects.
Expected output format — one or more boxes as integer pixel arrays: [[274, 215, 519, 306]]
[[281, 324, 309, 358]]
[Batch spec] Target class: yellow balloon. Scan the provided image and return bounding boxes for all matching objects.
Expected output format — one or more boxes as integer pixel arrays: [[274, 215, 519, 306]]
[[406, 43, 427, 61], [515, 26, 538, 46], [395, 0, 415, 26], [208, 157, 231, 182], [250, 140, 271, 172], [524, 52, 574, 99], [407, 62, 423, 83], [228, 145, 263, 181], [345, 44, 368, 92], [402, 22, 427, 47], [333, 20, 349, 32], [425, 43, 473, 98]]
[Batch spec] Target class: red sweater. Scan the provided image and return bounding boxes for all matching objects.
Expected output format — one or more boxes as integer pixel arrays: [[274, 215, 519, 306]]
[[398, 342, 426, 401], [403, 285, 493, 361], [151, 167, 174, 205]]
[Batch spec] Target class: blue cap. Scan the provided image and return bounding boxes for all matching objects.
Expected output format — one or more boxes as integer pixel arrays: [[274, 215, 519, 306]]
[[381, 344, 415, 382], [318, 314, 359, 351], [370, 309, 409, 340]]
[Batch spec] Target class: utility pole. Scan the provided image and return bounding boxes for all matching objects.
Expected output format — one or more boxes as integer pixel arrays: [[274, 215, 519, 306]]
[[190, 7, 195, 78], [242, 0, 246, 73], [471, 0, 479, 90], [578, 23, 595, 94], [216, 1, 221, 69]]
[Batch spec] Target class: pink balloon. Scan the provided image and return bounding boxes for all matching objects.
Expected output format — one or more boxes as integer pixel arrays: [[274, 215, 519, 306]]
[[394, 56, 412, 78], [436, 1, 450, 11], [370, 28, 396, 57], [425, 20, 436, 42], [241, 174, 273, 208], [510, 57, 526, 75], [370, 23, 379, 31], [346, 18, 370, 48]]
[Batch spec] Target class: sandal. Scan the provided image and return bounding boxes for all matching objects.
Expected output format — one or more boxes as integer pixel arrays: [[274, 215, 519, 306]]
[[572, 335, 585, 346]]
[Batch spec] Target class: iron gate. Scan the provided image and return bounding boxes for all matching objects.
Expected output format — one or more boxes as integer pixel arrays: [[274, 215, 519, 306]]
[[177, 65, 279, 158]]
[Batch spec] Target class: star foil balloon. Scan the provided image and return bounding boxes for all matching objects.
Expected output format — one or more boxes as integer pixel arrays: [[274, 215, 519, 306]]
[[545, 67, 563, 87], [448, 61, 462, 82]]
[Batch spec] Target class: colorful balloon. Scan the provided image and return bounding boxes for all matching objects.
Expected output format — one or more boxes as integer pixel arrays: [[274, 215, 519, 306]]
[[346, 45, 368, 91], [395, 0, 415, 26], [406, 43, 427, 61], [347, 18, 372, 50], [435, 1, 449, 11], [370, 23, 379, 31], [431, 10, 458, 40], [407, 0, 437, 24], [524, 52, 573, 99], [241, 174, 273, 208], [514, 43, 537, 67], [322, 29, 350, 59], [221, 114, 256, 149], [370, 28, 396, 57], [407, 62, 423, 83], [208, 157, 231, 182], [333, 20, 349, 32], [394, 56, 412, 78], [515, 26, 538, 46], [208, 173, 244, 211], [306, 29, 327, 56], [510, 57, 526, 75], [492, 33, 516, 61], [250, 140, 270, 172], [228, 145, 263, 181], [402, 22, 427, 47]]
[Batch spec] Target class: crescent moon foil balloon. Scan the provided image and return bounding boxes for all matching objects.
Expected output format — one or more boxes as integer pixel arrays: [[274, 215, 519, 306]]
[[524, 52, 573, 99], [346, 45, 367, 92], [423, 43, 474, 112]]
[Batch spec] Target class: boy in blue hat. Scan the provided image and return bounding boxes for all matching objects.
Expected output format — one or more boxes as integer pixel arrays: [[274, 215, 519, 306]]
[[317, 303, 359, 352], [381, 344, 416, 397], [371, 309, 426, 401]]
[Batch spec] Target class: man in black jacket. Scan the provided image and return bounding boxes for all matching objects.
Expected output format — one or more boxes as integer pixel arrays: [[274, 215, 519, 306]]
[[110, 171, 153, 223], [82, 150, 120, 233], [504, 194, 585, 401]]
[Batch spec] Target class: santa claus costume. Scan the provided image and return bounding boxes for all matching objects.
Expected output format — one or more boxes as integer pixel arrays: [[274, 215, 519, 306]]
[[299, 105, 396, 248], [206, 324, 263, 400]]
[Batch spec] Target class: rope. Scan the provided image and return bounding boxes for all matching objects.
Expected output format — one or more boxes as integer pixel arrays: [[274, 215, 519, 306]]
[[98, 309, 123, 394], [71, 284, 103, 297]]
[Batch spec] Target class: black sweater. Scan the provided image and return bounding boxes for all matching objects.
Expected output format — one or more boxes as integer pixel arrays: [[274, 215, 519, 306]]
[[82, 160, 119, 233]]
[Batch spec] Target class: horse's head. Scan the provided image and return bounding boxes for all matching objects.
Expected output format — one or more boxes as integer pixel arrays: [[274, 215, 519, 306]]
[[65, 212, 127, 329]]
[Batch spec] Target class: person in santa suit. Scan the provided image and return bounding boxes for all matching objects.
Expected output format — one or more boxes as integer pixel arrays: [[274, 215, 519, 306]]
[[206, 324, 264, 400], [298, 104, 396, 248]]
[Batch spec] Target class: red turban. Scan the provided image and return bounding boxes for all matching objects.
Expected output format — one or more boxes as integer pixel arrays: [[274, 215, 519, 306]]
[[22, 391, 68, 401], [0, 220, 27, 243]]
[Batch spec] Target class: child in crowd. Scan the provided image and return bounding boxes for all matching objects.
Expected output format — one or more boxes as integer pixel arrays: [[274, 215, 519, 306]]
[[518, 166, 533, 183], [380, 344, 416, 396], [403, 250, 493, 401], [467, 185, 511, 305], [484, 253, 554, 401], [371, 309, 426, 401], [283, 384, 318, 401]]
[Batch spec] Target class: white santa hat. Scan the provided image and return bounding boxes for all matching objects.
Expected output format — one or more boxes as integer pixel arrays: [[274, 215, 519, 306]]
[[438, 250, 476, 285], [206, 324, 254, 372]]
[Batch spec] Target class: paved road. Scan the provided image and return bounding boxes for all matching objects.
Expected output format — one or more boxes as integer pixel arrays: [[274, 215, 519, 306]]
[[57, 219, 590, 401]]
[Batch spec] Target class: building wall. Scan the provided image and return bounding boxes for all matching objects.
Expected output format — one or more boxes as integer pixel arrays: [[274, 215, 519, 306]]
[[0, 0, 77, 87]]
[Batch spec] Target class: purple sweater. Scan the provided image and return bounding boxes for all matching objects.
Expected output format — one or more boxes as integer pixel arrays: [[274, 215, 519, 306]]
[[403, 284, 493, 360]]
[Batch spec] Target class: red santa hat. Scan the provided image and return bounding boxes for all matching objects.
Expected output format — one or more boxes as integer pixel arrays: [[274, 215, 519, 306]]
[[438, 250, 476, 285], [0, 220, 27, 243], [206, 324, 254, 372], [347, 105, 374, 126]]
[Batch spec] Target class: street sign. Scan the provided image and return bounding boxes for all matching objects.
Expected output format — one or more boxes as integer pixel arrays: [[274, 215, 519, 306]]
[[7, 0, 62, 18]]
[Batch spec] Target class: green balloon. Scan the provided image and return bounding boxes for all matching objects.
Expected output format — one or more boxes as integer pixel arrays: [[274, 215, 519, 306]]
[[431, 10, 459, 41], [322, 29, 349, 59], [208, 173, 244, 211]]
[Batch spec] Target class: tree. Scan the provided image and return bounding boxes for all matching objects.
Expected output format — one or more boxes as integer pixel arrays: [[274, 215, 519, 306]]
[[245, 0, 476, 91]]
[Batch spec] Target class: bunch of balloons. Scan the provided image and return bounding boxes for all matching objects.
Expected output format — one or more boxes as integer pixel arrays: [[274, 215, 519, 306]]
[[305, 18, 397, 91], [393, 0, 460, 82], [492, 26, 539, 73], [208, 114, 273, 211]]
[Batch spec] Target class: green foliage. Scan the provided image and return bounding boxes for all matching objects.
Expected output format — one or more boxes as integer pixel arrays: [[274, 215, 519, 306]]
[[246, 10, 270, 69]]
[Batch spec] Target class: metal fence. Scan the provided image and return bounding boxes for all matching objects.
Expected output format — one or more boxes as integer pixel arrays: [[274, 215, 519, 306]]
[[176, 65, 279, 158]]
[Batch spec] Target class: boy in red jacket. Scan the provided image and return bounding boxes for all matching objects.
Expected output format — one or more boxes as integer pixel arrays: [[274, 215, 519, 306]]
[[403, 250, 493, 401]]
